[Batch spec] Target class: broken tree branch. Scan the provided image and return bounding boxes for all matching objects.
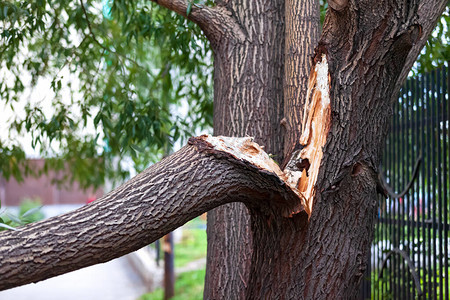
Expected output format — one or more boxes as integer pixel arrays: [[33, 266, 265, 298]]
[[0, 135, 303, 291]]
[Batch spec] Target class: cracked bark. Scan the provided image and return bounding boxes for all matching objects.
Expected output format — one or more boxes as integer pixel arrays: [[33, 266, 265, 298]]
[[243, 0, 447, 298], [282, 0, 320, 168], [201, 0, 446, 298]]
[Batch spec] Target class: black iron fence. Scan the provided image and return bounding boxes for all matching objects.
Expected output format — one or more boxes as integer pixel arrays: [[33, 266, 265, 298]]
[[362, 64, 449, 299]]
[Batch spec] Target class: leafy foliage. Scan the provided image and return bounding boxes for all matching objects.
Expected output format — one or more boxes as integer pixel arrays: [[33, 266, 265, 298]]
[[414, 6, 450, 74], [0, 198, 44, 231], [0, 0, 213, 188], [0, 0, 447, 189]]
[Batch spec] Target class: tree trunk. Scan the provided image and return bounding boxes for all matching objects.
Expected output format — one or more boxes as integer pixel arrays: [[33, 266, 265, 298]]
[[202, 0, 447, 298], [205, 0, 322, 296], [205, 1, 286, 298], [282, 0, 320, 166], [0, 0, 447, 298], [163, 233, 174, 300]]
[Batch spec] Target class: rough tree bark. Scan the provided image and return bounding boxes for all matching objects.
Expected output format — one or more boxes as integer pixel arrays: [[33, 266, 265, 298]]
[[0, 0, 447, 299], [203, 0, 446, 298], [0, 136, 303, 290], [206, 1, 286, 298]]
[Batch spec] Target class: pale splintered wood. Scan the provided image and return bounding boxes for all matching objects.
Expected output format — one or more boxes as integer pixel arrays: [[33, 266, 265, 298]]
[[284, 55, 332, 215], [203, 135, 308, 214], [204, 135, 284, 177]]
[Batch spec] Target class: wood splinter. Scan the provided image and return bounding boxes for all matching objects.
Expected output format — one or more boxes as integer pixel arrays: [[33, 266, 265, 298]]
[[284, 54, 332, 215], [201, 53, 332, 217], [198, 135, 308, 214]]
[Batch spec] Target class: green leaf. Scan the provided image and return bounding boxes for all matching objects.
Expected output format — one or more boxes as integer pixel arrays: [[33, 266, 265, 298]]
[[0, 223, 18, 231], [93, 113, 101, 126], [130, 144, 144, 153], [186, 1, 192, 16], [6, 212, 23, 225], [102, 116, 113, 130], [21, 206, 43, 218]]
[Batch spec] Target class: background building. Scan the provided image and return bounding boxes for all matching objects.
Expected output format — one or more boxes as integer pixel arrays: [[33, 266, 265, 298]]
[[0, 159, 103, 207]]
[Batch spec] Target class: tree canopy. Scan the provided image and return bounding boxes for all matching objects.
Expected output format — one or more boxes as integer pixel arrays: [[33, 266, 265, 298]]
[[0, 0, 447, 188], [0, 0, 213, 188]]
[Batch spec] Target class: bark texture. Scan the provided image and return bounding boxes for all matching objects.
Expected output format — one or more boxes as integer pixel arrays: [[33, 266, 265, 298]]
[[282, 0, 320, 167], [185, 0, 447, 298], [0, 0, 447, 298], [243, 0, 447, 298], [0, 137, 301, 291], [205, 1, 286, 298]]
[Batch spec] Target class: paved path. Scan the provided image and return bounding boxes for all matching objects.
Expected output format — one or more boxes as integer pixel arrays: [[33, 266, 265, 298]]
[[176, 258, 206, 274], [0, 255, 148, 300]]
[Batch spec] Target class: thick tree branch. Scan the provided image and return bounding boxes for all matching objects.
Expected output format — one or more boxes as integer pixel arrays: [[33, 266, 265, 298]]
[[150, 0, 245, 47], [394, 0, 447, 89], [0, 135, 303, 291]]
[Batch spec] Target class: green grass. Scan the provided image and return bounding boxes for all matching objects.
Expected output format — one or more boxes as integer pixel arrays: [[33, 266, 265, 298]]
[[175, 226, 207, 268], [154, 217, 207, 268], [140, 269, 205, 300], [141, 217, 207, 299]]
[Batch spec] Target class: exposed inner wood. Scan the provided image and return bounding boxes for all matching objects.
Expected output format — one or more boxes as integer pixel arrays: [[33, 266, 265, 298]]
[[204, 135, 284, 178], [201, 56, 333, 217], [284, 54, 331, 215], [201, 135, 309, 215]]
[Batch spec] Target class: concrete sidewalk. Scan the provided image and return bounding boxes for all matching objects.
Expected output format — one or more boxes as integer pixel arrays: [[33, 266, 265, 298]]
[[0, 255, 148, 300]]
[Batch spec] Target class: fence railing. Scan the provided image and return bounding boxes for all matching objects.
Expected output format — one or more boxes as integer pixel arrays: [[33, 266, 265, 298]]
[[362, 63, 449, 299]]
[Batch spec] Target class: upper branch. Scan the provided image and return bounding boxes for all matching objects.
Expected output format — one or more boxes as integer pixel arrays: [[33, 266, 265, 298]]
[[394, 0, 447, 87], [0, 135, 303, 291], [150, 0, 246, 46]]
